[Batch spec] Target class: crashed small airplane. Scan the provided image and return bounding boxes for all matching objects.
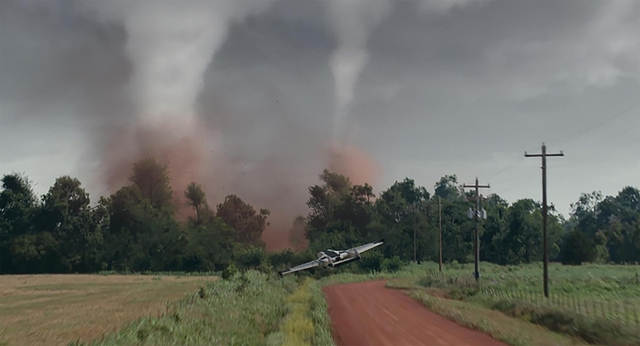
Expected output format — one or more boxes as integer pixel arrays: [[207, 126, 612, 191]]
[[278, 239, 384, 276]]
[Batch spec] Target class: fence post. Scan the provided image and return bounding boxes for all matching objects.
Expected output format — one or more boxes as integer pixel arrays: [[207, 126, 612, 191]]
[[623, 300, 629, 328], [634, 302, 639, 336]]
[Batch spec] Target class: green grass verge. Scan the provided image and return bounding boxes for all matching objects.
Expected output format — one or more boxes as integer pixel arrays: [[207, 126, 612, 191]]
[[267, 278, 335, 346], [308, 280, 334, 346], [78, 270, 297, 346], [407, 290, 585, 346], [489, 299, 640, 346]]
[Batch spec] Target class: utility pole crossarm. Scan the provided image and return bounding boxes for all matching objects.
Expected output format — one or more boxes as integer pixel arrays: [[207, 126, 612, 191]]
[[463, 184, 491, 188], [525, 152, 564, 157]]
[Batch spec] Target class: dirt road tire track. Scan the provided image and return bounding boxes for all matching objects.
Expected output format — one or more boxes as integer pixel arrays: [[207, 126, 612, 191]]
[[323, 280, 507, 346]]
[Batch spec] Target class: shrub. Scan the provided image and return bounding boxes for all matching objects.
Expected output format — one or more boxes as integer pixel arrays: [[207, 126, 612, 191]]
[[268, 249, 296, 270], [447, 286, 479, 300], [358, 251, 383, 273], [235, 246, 266, 269], [221, 263, 238, 280], [382, 256, 404, 273], [417, 276, 447, 288]]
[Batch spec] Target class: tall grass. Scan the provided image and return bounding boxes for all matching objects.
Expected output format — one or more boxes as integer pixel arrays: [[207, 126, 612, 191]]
[[407, 291, 582, 346], [416, 262, 640, 328], [83, 271, 296, 346], [308, 280, 335, 346], [412, 262, 640, 345]]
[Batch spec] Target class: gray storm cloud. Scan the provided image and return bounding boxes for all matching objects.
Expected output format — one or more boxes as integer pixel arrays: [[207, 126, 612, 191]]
[[417, 0, 483, 13]]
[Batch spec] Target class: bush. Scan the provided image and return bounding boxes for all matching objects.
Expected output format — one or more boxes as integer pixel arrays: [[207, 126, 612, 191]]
[[382, 256, 404, 273], [447, 286, 479, 300], [222, 263, 238, 280], [417, 276, 448, 288], [268, 249, 296, 270], [236, 246, 266, 269], [358, 251, 383, 273]]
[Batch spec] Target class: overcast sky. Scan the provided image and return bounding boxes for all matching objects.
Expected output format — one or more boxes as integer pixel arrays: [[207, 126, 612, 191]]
[[1, 0, 639, 222]]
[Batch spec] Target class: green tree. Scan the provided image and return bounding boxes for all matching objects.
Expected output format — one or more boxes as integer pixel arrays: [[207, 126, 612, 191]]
[[216, 194, 269, 249], [102, 185, 182, 272], [561, 229, 595, 265], [184, 182, 207, 223], [434, 174, 463, 200], [1, 173, 39, 273], [129, 158, 174, 213], [182, 215, 236, 271], [480, 194, 509, 264], [374, 178, 435, 262], [36, 176, 103, 272]]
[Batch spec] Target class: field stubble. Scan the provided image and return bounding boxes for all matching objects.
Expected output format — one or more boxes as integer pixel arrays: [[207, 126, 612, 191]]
[[0, 274, 214, 346]]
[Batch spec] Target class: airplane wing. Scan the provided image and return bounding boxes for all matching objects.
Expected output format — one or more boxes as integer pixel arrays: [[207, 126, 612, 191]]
[[278, 259, 321, 276], [331, 256, 360, 266], [353, 239, 384, 254]]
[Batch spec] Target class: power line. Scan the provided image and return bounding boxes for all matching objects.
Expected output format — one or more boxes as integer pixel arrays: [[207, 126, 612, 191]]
[[484, 144, 548, 181], [549, 102, 639, 148]]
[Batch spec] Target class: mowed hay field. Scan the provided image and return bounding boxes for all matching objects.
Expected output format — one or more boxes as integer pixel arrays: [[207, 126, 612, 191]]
[[0, 274, 215, 346]]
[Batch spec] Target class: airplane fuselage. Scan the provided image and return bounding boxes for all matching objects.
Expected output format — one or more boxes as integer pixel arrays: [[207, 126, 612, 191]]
[[316, 249, 360, 267]]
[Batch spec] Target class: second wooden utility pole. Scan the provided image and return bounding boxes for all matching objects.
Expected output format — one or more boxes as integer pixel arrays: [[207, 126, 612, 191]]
[[525, 143, 563, 298], [438, 196, 443, 272], [413, 203, 417, 263], [463, 178, 490, 282]]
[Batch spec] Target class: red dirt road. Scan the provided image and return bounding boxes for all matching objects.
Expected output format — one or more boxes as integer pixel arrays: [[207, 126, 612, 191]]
[[323, 280, 507, 346]]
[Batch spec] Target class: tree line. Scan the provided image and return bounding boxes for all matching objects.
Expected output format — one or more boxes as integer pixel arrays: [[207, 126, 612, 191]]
[[1, 160, 638, 275], [303, 171, 639, 266], [0, 158, 276, 274]]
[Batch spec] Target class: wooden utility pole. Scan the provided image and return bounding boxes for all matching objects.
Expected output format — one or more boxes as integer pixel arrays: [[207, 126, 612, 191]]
[[463, 178, 490, 282], [438, 196, 443, 272], [413, 203, 417, 263], [525, 143, 564, 298]]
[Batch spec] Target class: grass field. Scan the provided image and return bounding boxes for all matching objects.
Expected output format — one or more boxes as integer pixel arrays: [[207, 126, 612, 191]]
[[0, 274, 215, 346], [418, 262, 640, 328]]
